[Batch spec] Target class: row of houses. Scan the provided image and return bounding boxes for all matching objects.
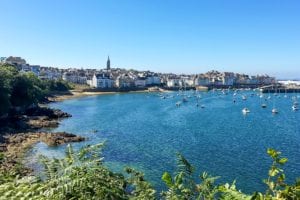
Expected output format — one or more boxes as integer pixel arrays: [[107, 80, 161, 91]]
[[166, 71, 275, 87], [62, 70, 162, 88], [1, 56, 276, 89]]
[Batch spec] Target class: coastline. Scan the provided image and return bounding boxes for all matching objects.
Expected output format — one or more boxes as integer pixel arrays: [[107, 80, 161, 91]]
[[0, 87, 169, 176], [47, 88, 168, 102], [0, 88, 163, 174], [0, 104, 85, 175]]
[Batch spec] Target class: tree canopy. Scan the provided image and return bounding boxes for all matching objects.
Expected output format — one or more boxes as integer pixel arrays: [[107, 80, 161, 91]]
[[0, 64, 71, 117]]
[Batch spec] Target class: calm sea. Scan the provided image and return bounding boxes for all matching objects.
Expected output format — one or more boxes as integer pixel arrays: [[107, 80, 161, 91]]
[[26, 90, 300, 194]]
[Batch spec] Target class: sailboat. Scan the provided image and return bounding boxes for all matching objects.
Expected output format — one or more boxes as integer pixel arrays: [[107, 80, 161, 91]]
[[272, 89, 278, 114], [284, 88, 288, 98]]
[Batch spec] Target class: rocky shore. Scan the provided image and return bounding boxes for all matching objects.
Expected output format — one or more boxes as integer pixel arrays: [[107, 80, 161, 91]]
[[0, 106, 71, 135], [0, 105, 85, 176], [1, 132, 85, 155]]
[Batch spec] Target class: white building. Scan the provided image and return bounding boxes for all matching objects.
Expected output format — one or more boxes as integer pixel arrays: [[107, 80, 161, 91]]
[[29, 65, 40, 76], [195, 76, 210, 86], [167, 78, 180, 87], [134, 77, 147, 87], [222, 72, 235, 86], [92, 73, 113, 88], [116, 74, 135, 88], [146, 75, 161, 85], [39, 68, 62, 80], [62, 72, 87, 84]]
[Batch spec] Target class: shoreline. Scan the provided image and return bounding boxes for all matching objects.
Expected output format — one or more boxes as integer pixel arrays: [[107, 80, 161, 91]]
[[0, 87, 167, 174], [0, 105, 85, 175], [47, 88, 169, 102]]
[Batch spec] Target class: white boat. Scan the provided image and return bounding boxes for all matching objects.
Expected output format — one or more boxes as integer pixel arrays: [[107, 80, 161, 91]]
[[261, 104, 267, 108], [272, 108, 279, 114], [200, 105, 205, 108], [242, 95, 247, 100], [267, 96, 271, 99], [242, 108, 250, 114], [233, 92, 237, 96], [176, 101, 181, 107], [259, 94, 264, 98], [292, 105, 298, 111]]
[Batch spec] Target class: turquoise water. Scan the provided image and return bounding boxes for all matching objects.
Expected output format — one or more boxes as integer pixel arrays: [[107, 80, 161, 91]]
[[28, 91, 300, 194]]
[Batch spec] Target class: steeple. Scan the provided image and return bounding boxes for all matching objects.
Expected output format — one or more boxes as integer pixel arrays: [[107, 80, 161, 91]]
[[106, 56, 110, 70]]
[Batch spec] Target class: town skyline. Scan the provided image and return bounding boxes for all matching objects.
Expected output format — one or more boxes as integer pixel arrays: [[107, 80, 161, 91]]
[[0, 55, 283, 78], [1, 1, 300, 79]]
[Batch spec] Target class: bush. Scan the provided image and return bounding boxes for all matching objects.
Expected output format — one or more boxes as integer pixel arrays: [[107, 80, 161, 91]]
[[0, 144, 299, 199]]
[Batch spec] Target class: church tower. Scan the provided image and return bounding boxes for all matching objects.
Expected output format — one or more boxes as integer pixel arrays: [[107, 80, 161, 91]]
[[106, 56, 110, 70]]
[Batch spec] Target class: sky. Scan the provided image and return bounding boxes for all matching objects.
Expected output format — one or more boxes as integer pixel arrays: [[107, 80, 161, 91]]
[[0, 0, 300, 79]]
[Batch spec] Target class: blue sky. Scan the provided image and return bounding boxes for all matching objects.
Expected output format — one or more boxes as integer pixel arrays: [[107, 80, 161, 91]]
[[0, 0, 299, 78]]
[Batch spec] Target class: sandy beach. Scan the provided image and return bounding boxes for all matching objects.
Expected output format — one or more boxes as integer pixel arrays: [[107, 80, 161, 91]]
[[47, 89, 166, 102]]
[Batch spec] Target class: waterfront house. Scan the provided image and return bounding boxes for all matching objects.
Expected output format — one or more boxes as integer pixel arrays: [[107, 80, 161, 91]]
[[115, 74, 135, 88], [222, 72, 235, 86], [195, 75, 210, 86], [62, 71, 87, 84], [92, 73, 114, 88], [134, 77, 147, 87], [39, 67, 62, 80], [146, 74, 161, 85], [167, 78, 180, 87]]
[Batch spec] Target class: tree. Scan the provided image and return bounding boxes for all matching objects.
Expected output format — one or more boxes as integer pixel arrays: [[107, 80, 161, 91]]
[[0, 64, 18, 116], [10, 74, 44, 108]]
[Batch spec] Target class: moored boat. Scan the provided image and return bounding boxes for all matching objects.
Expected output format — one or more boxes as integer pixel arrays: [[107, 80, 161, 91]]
[[272, 108, 278, 114], [242, 108, 250, 114]]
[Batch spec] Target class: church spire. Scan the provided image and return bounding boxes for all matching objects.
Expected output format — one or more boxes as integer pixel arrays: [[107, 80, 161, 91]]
[[106, 56, 111, 70]]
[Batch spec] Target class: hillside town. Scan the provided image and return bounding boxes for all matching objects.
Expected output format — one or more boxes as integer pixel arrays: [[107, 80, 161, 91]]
[[0, 56, 278, 90]]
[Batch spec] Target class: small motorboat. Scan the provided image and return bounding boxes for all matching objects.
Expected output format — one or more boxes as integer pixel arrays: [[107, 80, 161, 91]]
[[242, 108, 250, 114], [176, 101, 181, 107], [292, 105, 298, 111], [261, 104, 267, 108], [272, 108, 279, 114], [242, 95, 247, 100]]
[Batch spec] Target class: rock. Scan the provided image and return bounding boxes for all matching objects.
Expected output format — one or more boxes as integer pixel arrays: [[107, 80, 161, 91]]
[[40, 132, 85, 146], [25, 107, 72, 119]]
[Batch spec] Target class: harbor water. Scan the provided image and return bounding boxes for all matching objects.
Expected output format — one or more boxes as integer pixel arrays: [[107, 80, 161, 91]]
[[26, 90, 300, 194]]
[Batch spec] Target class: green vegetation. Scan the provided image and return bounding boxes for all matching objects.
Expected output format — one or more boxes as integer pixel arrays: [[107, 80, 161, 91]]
[[0, 64, 71, 117], [0, 143, 298, 199]]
